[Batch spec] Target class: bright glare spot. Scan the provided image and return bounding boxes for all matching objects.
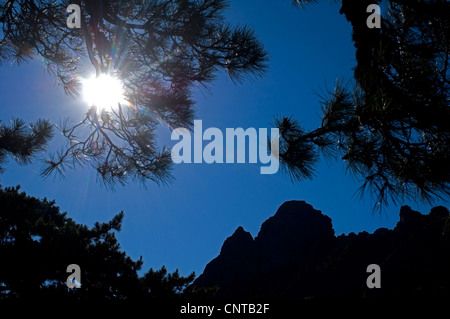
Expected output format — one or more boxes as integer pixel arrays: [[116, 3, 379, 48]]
[[82, 74, 125, 110]]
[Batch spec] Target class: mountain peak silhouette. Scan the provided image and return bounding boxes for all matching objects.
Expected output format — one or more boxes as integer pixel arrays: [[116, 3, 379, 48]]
[[220, 225, 254, 256], [194, 201, 450, 299], [256, 200, 334, 246]]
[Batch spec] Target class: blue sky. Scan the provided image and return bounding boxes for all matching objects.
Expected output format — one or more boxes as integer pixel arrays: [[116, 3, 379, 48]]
[[0, 0, 447, 277]]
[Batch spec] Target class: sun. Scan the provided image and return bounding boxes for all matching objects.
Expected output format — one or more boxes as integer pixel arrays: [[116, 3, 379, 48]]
[[82, 74, 126, 110]]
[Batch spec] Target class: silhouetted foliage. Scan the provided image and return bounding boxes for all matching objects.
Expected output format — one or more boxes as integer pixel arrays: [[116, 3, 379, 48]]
[[282, 0, 449, 209], [0, 0, 267, 186], [0, 185, 210, 301], [0, 118, 53, 173]]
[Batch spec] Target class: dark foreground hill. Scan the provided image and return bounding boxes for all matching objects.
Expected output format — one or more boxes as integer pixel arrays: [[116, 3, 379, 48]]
[[194, 201, 450, 299]]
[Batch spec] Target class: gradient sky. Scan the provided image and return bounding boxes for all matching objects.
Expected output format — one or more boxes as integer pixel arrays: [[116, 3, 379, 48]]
[[0, 0, 448, 277]]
